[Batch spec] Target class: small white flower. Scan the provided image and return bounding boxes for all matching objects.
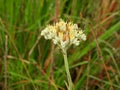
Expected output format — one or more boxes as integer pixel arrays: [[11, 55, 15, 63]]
[[41, 28, 48, 36], [72, 38, 80, 46], [41, 19, 86, 50], [72, 24, 78, 30], [53, 37, 59, 44], [44, 35, 48, 39], [60, 40, 69, 49], [41, 31, 45, 36], [61, 41, 66, 48], [81, 34, 86, 41], [56, 19, 66, 32]]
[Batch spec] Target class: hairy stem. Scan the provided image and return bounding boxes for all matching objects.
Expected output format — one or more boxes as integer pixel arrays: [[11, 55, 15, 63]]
[[62, 49, 73, 90]]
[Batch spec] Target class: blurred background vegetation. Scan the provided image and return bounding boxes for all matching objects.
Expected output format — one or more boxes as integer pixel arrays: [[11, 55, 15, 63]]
[[0, 0, 120, 90]]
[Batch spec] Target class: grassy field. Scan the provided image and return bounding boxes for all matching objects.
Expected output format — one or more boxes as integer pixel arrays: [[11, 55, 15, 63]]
[[0, 0, 120, 90]]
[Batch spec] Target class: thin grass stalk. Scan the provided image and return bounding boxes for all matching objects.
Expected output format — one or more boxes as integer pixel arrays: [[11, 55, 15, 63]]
[[48, 43, 55, 90], [28, 33, 41, 57], [4, 35, 8, 90]]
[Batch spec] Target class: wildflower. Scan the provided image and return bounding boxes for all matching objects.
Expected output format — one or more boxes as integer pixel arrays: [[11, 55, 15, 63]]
[[41, 19, 86, 50], [41, 19, 86, 90]]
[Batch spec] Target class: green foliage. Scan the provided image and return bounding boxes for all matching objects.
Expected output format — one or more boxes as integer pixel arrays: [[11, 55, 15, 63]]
[[0, 0, 120, 90]]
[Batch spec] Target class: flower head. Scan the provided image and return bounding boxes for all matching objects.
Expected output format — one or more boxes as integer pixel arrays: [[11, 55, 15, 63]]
[[41, 19, 86, 50]]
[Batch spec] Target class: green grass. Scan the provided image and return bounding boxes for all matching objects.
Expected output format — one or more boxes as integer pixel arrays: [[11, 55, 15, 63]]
[[0, 0, 120, 90]]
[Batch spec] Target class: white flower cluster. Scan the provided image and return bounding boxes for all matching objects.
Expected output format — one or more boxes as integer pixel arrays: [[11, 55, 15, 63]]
[[41, 19, 86, 50]]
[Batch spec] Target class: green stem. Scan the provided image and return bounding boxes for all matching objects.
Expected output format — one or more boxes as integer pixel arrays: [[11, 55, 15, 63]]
[[62, 49, 73, 90]]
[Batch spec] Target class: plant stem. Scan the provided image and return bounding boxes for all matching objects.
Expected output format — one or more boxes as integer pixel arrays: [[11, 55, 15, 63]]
[[62, 49, 73, 90], [4, 35, 8, 90]]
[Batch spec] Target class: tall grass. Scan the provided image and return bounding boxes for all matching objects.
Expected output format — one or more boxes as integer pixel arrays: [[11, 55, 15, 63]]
[[0, 0, 120, 90]]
